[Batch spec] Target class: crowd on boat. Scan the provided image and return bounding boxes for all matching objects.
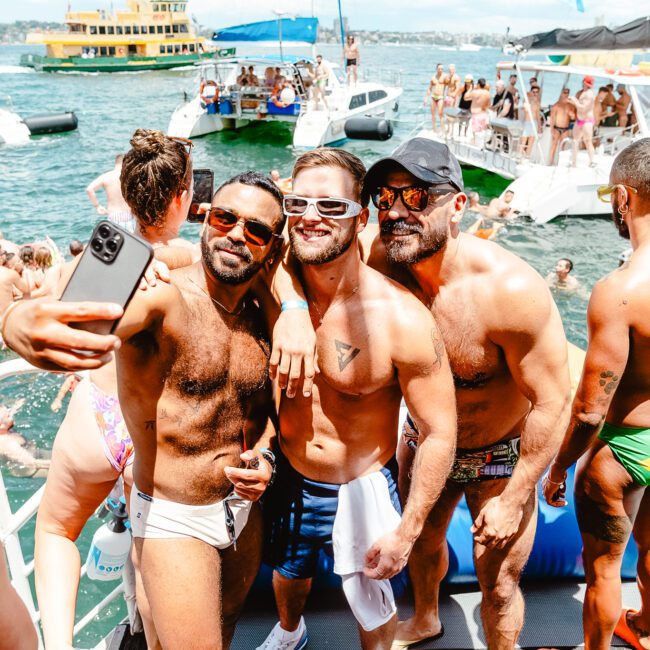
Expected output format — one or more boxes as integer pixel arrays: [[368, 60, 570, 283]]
[[0, 130, 649, 650], [424, 62, 637, 165]]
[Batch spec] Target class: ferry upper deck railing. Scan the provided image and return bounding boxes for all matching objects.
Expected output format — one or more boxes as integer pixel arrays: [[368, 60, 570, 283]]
[[0, 358, 124, 650]]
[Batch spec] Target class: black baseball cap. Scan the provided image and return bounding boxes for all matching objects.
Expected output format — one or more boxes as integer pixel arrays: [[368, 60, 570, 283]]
[[363, 138, 464, 198]]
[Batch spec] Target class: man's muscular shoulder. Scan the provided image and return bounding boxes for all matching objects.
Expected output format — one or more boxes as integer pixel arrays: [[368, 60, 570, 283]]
[[468, 237, 554, 331]]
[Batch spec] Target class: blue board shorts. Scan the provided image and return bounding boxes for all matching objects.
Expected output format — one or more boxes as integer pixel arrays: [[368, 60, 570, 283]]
[[263, 451, 401, 580]]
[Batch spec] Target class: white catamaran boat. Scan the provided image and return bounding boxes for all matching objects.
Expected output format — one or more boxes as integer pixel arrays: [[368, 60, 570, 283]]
[[416, 17, 650, 223], [167, 18, 402, 148]]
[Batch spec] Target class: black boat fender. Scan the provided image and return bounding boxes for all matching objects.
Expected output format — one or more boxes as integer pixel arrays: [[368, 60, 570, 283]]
[[23, 111, 78, 136], [344, 117, 393, 141]]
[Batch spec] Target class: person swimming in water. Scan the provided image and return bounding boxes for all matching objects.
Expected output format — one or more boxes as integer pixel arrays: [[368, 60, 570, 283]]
[[0, 400, 50, 479]]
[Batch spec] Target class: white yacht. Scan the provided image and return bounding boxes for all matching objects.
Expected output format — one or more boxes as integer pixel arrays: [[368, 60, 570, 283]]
[[416, 17, 650, 223], [167, 55, 401, 148], [166, 17, 401, 148]]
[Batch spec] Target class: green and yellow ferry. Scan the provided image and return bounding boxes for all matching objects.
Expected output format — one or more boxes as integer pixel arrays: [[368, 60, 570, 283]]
[[20, 0, 234, 73]]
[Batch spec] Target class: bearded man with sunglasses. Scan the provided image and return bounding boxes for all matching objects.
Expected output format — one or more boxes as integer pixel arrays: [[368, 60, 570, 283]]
[[358, 137, 570, 650], [2, 169, 288, 650], [543, 139, 650, 650], [257, 148, 457, 650]]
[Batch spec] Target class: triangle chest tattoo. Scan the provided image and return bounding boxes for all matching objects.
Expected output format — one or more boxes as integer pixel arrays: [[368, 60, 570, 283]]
[[335, 340, 361, 372]]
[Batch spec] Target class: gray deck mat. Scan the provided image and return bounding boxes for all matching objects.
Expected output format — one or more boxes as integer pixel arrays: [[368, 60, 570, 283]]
[[232, 581, 640, 649]]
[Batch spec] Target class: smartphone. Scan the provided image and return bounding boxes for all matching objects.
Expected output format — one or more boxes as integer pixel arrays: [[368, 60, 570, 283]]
[[60, 221, 154, 335], [188, 168, 214, 222]]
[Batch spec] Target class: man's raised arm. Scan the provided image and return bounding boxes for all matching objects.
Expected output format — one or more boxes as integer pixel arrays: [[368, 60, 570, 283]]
[[364, 299, 457, 579]]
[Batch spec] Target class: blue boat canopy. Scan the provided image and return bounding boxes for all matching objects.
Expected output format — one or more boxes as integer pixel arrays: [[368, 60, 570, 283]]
[[213, 17, 318, 44]]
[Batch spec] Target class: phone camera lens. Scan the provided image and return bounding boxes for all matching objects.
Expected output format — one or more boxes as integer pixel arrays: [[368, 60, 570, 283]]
[[105, 238, 118, 253], [98, 225, 111, 239], [91, 238, 103, 252]]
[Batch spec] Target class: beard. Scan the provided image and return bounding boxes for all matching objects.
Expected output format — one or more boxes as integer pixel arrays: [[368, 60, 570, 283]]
[[200, 235, 264, 285], [611, 196, 631, 240], [289, 224, 355, 265], [380, 218, 448, 265]]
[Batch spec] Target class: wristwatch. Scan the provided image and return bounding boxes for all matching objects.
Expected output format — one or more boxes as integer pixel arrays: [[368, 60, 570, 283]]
[[258, 447, 277, 487]]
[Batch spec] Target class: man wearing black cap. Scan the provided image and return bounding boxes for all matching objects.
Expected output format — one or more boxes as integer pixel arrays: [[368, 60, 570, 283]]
[[360, 137, 571, 649]]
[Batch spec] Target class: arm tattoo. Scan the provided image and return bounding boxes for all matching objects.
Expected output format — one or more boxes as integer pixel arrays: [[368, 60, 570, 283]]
[[599, 370, 620, 395], [335, 340, 361, 372]]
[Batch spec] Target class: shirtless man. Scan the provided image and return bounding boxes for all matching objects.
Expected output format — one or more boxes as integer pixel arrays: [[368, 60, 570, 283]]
[[445, 63, 461, 107], [2, 171, 289, 650], [425, 63, 447, 133], [344, 34, 360, 86], [257, 148, 456, 650], [616, 85, 632, 129], [359, 137, 570, 649], [544, 139, 650, 650], [313, 54, 329, 110], [466, 78, 491, 146], [602, 84, 618, 125], [548, 88, 576, 165], [568, 75, 596, 167], [594, 86, 611, 127], [485, 189, 518, 219], [86, 154, 135, 232], [0, 255, 30, 312], [546, 258, 579, 292]]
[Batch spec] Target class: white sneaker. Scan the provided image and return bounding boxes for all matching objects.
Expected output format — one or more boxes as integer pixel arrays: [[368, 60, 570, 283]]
[[256, 617, 309, 650]]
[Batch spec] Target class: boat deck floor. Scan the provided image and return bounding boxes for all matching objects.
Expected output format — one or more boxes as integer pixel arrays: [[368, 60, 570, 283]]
[[112, 580, 639, 649]]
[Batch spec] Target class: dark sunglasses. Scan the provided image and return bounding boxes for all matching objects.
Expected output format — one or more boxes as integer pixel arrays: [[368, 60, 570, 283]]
[[371, 185, 455, 212], [207, 207, 281, 247]]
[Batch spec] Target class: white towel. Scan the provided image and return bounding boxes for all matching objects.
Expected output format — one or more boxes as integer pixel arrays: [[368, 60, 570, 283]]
[[332, 470, 401, 631]]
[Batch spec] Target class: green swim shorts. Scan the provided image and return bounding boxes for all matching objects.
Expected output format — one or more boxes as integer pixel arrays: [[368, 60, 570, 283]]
[[599, 421, 650, 487]]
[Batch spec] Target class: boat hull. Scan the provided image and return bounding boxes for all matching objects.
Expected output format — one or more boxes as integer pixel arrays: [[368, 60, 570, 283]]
[[19, 52, 216, 73]]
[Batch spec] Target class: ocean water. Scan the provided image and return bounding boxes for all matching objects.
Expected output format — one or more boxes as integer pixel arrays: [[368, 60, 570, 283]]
[[0, 41, 628, 646]]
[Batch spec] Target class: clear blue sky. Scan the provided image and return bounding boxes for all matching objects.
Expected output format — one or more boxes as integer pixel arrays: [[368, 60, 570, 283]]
[[6, 0, 643, 35]]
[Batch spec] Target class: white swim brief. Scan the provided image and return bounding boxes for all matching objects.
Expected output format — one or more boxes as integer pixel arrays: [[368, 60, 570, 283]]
[[130, 485, 252, 549]]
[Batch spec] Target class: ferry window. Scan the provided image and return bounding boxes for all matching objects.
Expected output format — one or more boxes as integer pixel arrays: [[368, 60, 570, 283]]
[[172, 25, 179, 33], [141, 25, 148, 34], [160, 45, 165, 54], [125, 25, 131, 34], [153, 3, 159, 9], [368, 90, 387, 102], [166, 45, 173, 53], [99, 46, 108, 56], [108, 46, 116, 55], [348, 94, 367, 109], [157, 25, 163, 34], [165, 25, 171, 33], [160, 3, 166, 9], [107, 26, 114, 34], [189, 44, 195, 52], [174, 44, 180, 53], [180, 24, 188, 33], [89, 25, 97, 34], [116, 26, 123, 34], [133, 25, 140, 34], [98, 26, 106, 34]]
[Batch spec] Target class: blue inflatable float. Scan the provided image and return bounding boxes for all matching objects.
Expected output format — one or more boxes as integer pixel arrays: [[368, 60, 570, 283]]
[[255, 465, 638, 593]]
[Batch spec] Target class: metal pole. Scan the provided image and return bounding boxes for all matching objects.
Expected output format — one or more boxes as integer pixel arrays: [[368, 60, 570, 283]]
[[278, 18, 283, 62], [337, 0, 345, 55]]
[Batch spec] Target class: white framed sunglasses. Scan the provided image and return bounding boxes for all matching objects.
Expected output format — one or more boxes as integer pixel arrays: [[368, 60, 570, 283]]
[[283, 195, 362, 219]]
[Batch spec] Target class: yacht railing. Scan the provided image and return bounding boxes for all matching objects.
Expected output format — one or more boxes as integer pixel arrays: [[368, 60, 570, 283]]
[[0, 358, 123, 650], [358, 67, 402, 88]]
